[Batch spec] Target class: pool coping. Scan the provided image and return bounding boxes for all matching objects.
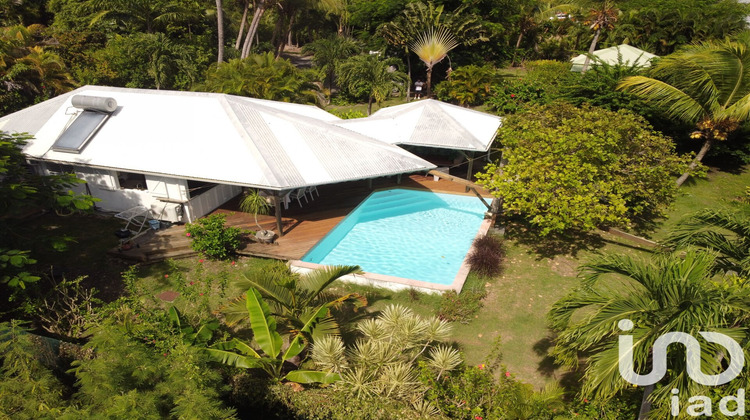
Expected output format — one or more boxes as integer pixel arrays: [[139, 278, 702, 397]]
[[289, 209, 495, 294]]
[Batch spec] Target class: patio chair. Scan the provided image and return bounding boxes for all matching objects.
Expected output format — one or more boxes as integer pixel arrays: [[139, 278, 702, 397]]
[[290, 188, 308, 207], [305, 186, 319, 200]]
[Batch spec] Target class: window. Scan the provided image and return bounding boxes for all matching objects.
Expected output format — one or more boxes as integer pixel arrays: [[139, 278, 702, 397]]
[[117, 172, 147, 190], [51, 111, 110, 153]]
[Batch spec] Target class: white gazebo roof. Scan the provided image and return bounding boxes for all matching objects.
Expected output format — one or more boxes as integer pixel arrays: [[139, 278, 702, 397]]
[[0, 86, 435, 191], [570, 44, 658, 72], [334, 99, 502, 152]]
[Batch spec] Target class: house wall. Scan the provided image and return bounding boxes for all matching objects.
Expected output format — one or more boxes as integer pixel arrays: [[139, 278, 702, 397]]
[[183, 183, 242, 223], [41, 163, 188, 223], [38, 162, 242, 223]]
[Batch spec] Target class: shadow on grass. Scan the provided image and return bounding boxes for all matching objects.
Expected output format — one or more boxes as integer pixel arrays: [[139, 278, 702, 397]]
[[505, 221, 606, 259], [533, 334, 587, 395]]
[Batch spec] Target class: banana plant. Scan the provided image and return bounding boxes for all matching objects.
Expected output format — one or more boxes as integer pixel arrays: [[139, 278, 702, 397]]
[[207, 287, 340, 384], [167, 306, 219, 346], [222, 265, 366, 341]]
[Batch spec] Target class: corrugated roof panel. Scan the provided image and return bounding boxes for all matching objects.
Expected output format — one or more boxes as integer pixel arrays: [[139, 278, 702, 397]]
[[335, 99, 501, 152], [3, 86, 434, 190]]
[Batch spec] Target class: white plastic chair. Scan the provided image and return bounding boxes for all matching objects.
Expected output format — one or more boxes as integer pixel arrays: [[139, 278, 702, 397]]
[[305, 186, 319, 200], [290, 188, 308, 207]]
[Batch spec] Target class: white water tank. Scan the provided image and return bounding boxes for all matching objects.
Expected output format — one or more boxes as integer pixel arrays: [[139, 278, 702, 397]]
[[71, 95, 118, 113]]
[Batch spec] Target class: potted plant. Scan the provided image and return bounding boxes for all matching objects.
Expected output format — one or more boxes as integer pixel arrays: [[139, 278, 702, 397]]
[[240, 189, 274, 243]]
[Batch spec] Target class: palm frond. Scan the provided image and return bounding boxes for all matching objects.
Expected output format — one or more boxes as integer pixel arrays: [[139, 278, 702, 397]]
[[618, 76, 706, 124], [409, 26, 459, 69]]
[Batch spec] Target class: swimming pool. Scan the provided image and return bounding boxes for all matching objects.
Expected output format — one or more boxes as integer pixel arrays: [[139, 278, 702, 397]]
[[299, 188, 490, 289]]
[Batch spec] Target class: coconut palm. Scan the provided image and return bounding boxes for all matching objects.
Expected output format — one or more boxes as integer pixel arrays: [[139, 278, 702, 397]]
[[409, 27, 458, 96], [578, 0, 620, 72], [618, 40, 750, 186], [336, 53, 409, 115], [664, 208, 750, 276], [548, 250, 750, 418]]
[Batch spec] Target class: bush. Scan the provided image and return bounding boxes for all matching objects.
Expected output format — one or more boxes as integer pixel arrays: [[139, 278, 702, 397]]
[[486, 79, 549, 114], [185, 214, 243, 260], [434, 64, 499, 106], [436, 287, 487, 324], [419, 336, 565, 419], [467, 235, 504, 277]]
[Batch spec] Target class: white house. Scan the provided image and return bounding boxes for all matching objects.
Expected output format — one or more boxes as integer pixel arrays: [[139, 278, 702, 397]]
[[0, 86, 435, 224]]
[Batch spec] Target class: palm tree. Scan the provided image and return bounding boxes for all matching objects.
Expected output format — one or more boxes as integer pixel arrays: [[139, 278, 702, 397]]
[[578, 0, 619, 72], [222, 265, 365, 339], [548, 250, 750, 418], [409, 27, 458, 96], [337, 54, 409, 115], [239, 189, 271, 234], [618, 40, 750, 186], [301, 35, 360, 91], [215, 0, 224, 63], [197, 53, 323, 104], [664, 208, 750, 276], [379, 1, 485, 99]]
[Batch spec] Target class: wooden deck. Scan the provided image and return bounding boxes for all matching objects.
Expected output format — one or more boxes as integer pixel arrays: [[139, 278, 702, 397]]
[[108, 174, 492, 263]]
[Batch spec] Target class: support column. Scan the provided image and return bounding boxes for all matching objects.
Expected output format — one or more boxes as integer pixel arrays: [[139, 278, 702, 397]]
[[273, 194, 284, 236], [368, 178, 373, 189], [465, 151, 474, 192]]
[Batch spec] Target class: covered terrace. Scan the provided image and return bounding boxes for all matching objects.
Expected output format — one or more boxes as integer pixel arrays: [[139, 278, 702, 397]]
[[110, 173, 492, 263]]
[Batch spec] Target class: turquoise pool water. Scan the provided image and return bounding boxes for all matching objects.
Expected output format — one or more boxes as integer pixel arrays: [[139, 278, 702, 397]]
[[301, 189, 488, 285]]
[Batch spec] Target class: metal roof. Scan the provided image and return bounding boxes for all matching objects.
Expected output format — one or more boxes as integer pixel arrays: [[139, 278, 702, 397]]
[[0, 86, 435, 191], [334, 99, 502, 152], [570, 45, 658, 72]]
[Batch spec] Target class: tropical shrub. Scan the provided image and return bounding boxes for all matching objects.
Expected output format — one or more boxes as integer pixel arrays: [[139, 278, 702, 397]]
[[436, 288, 486, 324], [70, 317, 237, 419], [420, 336, 565, 419], [477, 103, 698, 235], [197, 53, 324, 105], [311, 304, 461, 413], [434, 64, 499, 106], [208, 286, 341, 384], [466, 234, 504, 277], [0, 321, 69, 418], [329, 109, 367, 119], [486, 78, 550, 114], [185, 214, 243, 260]]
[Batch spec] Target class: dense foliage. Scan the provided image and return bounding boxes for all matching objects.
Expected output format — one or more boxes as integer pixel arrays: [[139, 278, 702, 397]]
[[185, 214, 243, 260], [477, 103, 696, 235], [0, 132, 97, 298]]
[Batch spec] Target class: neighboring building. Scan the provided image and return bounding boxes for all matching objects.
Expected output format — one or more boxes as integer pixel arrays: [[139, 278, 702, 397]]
[[570, 44, 658, 72]]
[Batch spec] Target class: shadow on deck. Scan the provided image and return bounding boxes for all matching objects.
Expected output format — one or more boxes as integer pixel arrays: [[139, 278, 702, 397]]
[[108, 174, 492, 263]]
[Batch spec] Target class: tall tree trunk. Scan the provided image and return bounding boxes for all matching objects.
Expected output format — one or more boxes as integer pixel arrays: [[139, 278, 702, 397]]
[[276, 13, 295, 57], [405, 47, 411, 100], [676, 138, 713, 187], [581, 27, 601, 72], [235, 0, 249, 50], [367, 95, 373, 115], [637, 384, 654, 420], [242, 4, 266, 59], [426, 66, 433, 97], [512, 31, 524, 66], [215, 0, 225, 63]]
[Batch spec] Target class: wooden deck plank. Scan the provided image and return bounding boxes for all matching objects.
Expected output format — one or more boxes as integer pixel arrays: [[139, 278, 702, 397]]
[[109, 174, 492, 263]]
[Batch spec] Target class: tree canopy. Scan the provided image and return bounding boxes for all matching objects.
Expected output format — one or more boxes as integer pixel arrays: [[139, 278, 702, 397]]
[[476, 103, 695, 235]]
